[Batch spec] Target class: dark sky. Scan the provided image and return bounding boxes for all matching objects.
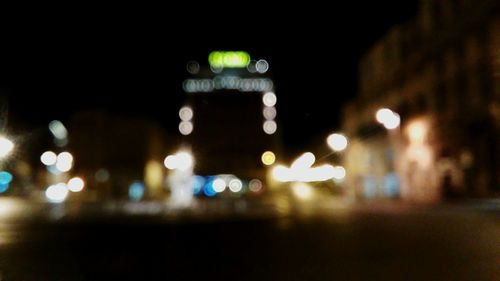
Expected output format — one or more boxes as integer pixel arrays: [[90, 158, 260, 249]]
[[0, 2, 418, 151]]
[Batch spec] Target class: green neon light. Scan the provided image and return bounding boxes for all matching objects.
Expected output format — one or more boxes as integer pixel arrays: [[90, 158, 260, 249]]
[[208, 51, 250, 68]]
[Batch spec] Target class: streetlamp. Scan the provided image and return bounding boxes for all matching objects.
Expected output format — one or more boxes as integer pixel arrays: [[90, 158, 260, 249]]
[[375, 108, 400, 130], [326, 133, 348, 152], [0, 136, 14, 158]]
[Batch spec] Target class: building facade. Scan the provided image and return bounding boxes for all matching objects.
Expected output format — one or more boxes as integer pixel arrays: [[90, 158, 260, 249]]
[[342, 0, 500, 202], [177, 52, 283, 187], [67, 111, 171, 200]]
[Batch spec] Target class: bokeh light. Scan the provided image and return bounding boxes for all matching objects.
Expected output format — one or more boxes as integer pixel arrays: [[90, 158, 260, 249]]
[[48, 120, 68, 140], [292, 182, 313, 200], [212, 178, 226, 193], [0, 171, 13, 193], [261, 151, 276, 166], [0, 136, 14, 158], [376, 108, 393, 124], [246, 60, 257, 73], [56, 152, 73, 172], [179, 121, 193, 135], [192, 175, 205, 195], [272, 165, 292, 182], [249, 179, 263, 192], [164, 155, 177, 170], [332, 166, 346, 180], [229, 179, 243, 193], [263, 120, 277, 135], [327, 133, 348, 152], [376, 108, 400, 129], [262, 92, 277, 107], [186, 61, 200, 74], [40, 151, 57, 166], [291, 152, 315, 171], [128, 181, 145, 201], [67, 177, 85, 192], [179, 106, 194, 121], [45, 183, 69, 203], [95, 169, 110, 182], [256, 59, 269, 73], [407, 120, 427, 143], [176, 151, 194, 171], [203, 178, 217, 197], [383, 112, 400, 129], [263, 106, 277, 120]]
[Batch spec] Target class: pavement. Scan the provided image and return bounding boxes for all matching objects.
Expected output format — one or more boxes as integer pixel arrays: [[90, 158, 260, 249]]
[[0, 196, 498, 281]]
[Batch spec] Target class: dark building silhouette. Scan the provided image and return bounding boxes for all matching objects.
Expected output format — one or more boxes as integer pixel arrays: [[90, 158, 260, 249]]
[[177, 54, 283, 183], [342, 0, 499, 202], [68, 111, 172, 200]]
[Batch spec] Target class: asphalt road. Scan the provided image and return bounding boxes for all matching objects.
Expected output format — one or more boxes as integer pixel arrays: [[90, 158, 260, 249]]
[[0, 198, 498, 281]]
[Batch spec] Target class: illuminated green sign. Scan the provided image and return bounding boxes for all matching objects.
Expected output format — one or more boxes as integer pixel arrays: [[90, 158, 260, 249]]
[[208, 51, 250, 68]]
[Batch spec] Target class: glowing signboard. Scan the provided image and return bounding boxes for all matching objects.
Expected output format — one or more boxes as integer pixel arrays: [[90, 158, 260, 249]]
[[209, 51, 250, 68], [183, 77, 273, 93]]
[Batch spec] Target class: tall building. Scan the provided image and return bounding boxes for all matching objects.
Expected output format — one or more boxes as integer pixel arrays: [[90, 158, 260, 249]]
[[177, 52, 282, 186], [342, 0, 499, 202]]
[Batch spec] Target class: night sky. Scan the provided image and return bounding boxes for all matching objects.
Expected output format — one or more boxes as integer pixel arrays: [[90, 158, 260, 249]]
[[0, 2, 418, 152]]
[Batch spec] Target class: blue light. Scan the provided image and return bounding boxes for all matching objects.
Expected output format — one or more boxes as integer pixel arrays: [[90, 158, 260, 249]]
[[383, 172, 400, 197], [203, 177, 217, 197], [0, 171, 13, 185], [192, 175, 205, 195], [363, 176, 377, 199], [0, 183, 9, 193], [47, 165, 62, 175], [128, 181, 145, 201]]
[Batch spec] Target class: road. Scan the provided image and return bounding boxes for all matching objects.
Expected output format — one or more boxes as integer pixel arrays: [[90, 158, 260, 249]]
[[0, 197, 498, 281]]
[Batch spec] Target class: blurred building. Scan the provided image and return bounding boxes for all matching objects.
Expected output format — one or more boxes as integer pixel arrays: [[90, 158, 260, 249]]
[[177, 52, 283, 189], [67, 111, 172, 200], [342, 0, 499, 202]]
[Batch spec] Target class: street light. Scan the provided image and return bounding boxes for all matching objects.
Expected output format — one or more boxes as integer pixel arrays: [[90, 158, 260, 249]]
[[164, 151, 194, 171], [0, 136, 14, 158], [326, 133, 348, 152], [375, 108, 400, 130]]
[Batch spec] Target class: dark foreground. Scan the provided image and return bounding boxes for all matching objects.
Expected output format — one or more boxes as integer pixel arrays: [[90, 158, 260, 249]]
[[0, 199, 498, 281]]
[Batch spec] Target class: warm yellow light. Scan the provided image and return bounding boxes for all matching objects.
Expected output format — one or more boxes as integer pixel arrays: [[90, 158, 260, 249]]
[[261, 151, 276, 166], [407, 146, 432, 167], [407, 121, 426, 144], [145, 160, 163, 189], [292, 182, 313, 200]]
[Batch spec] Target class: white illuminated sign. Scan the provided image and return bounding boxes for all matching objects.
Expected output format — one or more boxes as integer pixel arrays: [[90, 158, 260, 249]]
[[183, 76, 274, 93]]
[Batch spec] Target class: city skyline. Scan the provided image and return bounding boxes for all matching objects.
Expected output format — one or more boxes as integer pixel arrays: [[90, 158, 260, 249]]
[[0, 2, 418, 152]]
